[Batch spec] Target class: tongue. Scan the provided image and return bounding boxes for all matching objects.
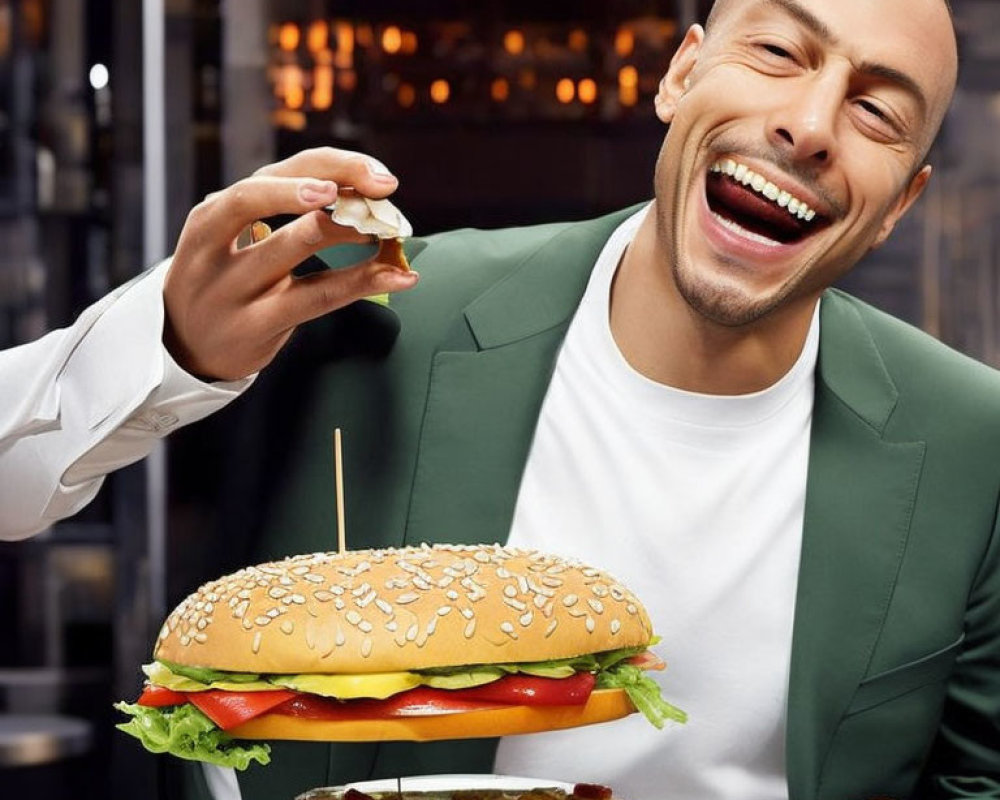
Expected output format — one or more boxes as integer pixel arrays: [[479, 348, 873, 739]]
[[707, 174, 808, 243]]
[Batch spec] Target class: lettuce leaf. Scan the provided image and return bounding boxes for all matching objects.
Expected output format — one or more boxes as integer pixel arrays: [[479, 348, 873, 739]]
[[114, 701, 270, 770], [596, 663, 687, 729]]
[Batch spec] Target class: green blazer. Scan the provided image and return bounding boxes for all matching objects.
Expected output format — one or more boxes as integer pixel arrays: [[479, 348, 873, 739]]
[[179, 207, 1000, 800]]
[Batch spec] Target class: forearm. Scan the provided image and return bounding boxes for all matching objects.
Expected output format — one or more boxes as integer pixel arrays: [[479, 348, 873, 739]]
[[0, 261, 252, 540]]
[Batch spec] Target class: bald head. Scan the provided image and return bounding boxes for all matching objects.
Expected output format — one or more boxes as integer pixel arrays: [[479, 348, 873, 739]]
[[698, 0, 958, 160]]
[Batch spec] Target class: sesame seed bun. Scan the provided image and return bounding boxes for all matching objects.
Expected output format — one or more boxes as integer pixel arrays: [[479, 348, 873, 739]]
[[154, 544, 654, 674]]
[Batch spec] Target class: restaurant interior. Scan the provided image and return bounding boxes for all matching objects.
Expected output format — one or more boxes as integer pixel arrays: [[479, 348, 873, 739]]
[[1, 0, 999, 797]]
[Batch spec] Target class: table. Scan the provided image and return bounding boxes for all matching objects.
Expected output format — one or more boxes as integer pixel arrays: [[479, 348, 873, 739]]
[[0, 714, 92, 767]]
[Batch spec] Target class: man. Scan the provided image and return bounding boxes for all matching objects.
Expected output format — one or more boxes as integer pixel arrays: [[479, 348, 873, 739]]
[[0, 154, 417, 540], [175, 0, 998, 798]]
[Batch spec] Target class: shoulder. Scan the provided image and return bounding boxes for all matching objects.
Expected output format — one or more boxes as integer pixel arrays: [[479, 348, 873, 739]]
[[823, 289, 1000, 422]]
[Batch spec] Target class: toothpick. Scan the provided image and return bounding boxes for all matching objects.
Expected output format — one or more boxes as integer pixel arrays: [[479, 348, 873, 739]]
[[334, 428, 346, 554]]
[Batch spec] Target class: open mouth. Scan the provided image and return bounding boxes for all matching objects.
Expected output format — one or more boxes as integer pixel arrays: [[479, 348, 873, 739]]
[[705, 159, 830, 246]]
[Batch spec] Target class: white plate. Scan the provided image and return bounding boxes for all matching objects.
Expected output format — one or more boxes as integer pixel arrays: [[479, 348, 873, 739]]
[[298, 774, 574, 800]]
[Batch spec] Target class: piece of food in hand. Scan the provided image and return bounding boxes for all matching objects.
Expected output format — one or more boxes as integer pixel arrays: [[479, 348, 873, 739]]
[[330, 188, 412, 270], [115, 544, 685, 770]]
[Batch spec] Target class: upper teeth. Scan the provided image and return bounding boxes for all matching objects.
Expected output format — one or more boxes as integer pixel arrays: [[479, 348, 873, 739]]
[[710, 159, 817, 222]]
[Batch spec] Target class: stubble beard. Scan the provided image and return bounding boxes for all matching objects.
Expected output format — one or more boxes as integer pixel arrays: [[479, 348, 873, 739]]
[[656, 199, 798, 329]]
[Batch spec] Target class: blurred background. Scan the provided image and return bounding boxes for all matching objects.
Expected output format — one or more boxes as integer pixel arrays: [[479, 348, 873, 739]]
[[0, 0, 998, 797]]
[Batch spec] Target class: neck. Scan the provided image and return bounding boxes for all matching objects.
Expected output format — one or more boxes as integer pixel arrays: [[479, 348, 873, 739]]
[[608, 206, 818, 395]]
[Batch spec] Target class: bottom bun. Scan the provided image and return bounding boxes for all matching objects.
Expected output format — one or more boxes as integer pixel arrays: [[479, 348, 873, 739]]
[[229, 688, 635, 742]]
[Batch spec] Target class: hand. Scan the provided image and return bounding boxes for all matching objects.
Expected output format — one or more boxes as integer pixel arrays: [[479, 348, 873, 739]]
[[162, 147, 420, 381]]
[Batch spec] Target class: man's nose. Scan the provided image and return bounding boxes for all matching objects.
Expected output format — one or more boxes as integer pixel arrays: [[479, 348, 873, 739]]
[[766, 72, 845, 166]]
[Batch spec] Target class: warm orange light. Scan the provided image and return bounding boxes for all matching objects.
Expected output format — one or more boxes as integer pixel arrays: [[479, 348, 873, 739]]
[[619, 84, 638, 107], [401, 31, 418, 54], [618, 65, 639, 89], [382, 25, 403, 54], [337, 69, 357, 91], [334, 22, 354, 69], [490, 77, 510, 102], [556, 78, 575, 104], [397, 83, 416, 108], [312, 65, 334, 109], [272, 109, 307, 131], [614, 27, 635, 57], [568, 29, 587, 52], [286, 83, 305, 109], [578, 78, 598, 104], [430, 79, 451, 104], [307, 20, 328, 53], [503, 29, 525, 56], [278, 23, 301, 52]]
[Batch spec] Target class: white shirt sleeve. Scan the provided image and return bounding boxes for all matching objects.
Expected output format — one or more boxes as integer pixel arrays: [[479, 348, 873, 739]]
[[0, 259, 254, 541]]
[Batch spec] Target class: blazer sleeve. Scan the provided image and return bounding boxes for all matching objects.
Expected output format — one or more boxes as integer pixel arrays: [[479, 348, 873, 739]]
[[0, 259, 253, 541], [918, 496, 1000, 797]]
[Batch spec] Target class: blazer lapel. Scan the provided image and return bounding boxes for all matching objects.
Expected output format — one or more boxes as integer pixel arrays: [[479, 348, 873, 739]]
[[401, 210, 636, 548], [785, 292, 926, 800]]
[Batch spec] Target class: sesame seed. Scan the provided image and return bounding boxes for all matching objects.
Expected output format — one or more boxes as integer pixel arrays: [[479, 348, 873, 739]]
[[519, 612, 533, 627], [281, 620, 295, 635], [588, 599, 604, 614], [437, 606, 452, 616], [396, 593, 419, 605], [255, 615, 271, 626], [195, 632, 207, 643], [585, 616, 596, 633], [361, 638, 373, 657], [627, 604, 637, 615], [446, 590, 460, 601], [405, 624, 419, 642], [460, 608, 474, 619], [290, 594, 306, 604], [335, 629, 346, 646], [500, 622, 518, 639], [313, 590, 333, 602], [503, 585, 518, 599], [252, 632, 262, 653], [385, 621, 398, 632], [568, 607, 586, 618], [375, 599, 393, 615], [563, 594, 579, 607], [592, 584, 609, 598], [610, 619, 621, 635], [346, 610, 362, 626], [504, 597, 527, 612], [463, 620, 477, 639], [359, 621, 373, 633], [545, 620, 558, 638], [268, 587, 288, 599]]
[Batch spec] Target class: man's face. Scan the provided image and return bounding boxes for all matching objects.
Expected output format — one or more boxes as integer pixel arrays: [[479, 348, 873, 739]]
[[653, 0, 957, 328]]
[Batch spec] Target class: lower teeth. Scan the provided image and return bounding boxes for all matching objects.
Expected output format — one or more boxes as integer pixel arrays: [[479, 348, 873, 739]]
[[712, 212, 782, 247]]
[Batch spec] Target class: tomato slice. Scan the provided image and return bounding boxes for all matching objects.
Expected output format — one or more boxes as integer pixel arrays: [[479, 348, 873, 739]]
[[458, 672, 595, 706], [137, 685, 188, 708], [627, 651, 665, 671], [275, 689, 507, 721], [272, 674, 596, 721], [187, 689, 297, 730]]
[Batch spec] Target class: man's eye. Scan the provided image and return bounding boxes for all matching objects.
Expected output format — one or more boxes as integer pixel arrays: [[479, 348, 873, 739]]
[[858, 100, 889, 122], [761, 43, 793, 59]]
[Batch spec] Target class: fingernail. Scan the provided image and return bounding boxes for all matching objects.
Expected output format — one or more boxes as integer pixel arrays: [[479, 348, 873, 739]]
[[367, 159, 395, 180], [300, 180, 336, 204]]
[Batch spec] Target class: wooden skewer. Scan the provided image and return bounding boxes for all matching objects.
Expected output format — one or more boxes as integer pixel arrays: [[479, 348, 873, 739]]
[[334, 428, 346, 554]]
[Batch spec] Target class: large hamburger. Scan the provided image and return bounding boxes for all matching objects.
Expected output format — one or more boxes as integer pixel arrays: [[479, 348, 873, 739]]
[[115, 544, 685, 769]]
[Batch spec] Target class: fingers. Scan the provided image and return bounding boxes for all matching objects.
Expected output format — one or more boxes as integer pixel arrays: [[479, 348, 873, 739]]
[[275, 259, 420, 330], [185, 176, 339, 255], [240, 209, 373, 288], [254, 147, 399, 200]]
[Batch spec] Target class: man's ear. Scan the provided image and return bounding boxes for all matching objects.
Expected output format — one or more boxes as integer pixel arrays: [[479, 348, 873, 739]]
[[654, 24, 705, 123], [871, 165, 932, 250]]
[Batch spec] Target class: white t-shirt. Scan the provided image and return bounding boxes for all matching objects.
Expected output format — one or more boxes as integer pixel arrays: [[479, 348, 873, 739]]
[[495, 207, 819, 800]]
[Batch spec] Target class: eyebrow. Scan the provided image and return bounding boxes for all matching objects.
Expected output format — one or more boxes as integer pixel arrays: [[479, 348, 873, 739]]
[[763, 0, 928, 116]]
